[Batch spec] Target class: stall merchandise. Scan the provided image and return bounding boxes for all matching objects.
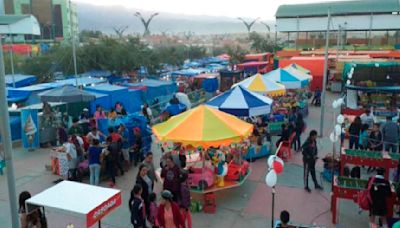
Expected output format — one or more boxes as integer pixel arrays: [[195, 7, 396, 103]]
[[206, 85, 273, 117], [26, 181, 121, 228], [233, 74, 286, 96]]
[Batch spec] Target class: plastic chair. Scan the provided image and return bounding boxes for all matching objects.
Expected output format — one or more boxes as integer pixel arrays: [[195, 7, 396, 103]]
[[277, 132, 296, 161]]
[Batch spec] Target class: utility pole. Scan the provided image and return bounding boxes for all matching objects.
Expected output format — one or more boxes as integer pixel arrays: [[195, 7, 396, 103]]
[[319, 9, 331, 137], [69, 0, 78, 86], [0, 0, 20, 227], [8, 34, 15, 87]]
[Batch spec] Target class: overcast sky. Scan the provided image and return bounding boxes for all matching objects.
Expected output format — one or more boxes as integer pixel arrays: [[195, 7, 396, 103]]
[[74, 0, 346, 20]]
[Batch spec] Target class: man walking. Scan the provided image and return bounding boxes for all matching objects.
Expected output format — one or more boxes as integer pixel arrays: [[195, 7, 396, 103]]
[[382, 116, 399, 153], [301, 130, 323, 192]]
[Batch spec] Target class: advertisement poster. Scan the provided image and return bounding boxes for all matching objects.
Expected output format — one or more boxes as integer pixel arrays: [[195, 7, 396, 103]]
[[21, 109, 39, 150]]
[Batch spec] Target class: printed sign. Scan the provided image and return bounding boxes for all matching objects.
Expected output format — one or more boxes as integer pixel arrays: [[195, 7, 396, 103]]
[[21, 109, 39, 149], [86, 192, 122, 227]]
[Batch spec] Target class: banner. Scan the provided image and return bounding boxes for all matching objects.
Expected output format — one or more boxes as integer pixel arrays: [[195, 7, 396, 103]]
[[86, 192, 122, 227], [21, 109, 39, 149]]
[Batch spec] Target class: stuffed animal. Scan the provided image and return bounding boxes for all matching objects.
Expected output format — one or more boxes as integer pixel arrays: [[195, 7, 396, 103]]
[[215, 150, 228, 187]]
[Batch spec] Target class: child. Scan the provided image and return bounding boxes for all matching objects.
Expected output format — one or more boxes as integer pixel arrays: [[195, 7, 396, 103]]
[[179, 171, 192, 228], [148, 192, 158, 228], [358, 124, 369, 150]]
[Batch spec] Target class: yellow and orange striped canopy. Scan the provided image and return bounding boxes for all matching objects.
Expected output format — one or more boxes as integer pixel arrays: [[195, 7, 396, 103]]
[[152, 105, 253, 148]]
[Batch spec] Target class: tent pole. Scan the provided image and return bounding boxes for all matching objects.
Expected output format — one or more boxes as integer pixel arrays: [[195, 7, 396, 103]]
[[0, 1, 20, 227], [319, 9, 331, 137], [69, 0, 78, 87], [98, 220, 101, 228]]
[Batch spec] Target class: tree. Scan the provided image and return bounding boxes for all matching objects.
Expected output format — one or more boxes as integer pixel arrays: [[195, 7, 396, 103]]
[[237, 17, 260, 33], [249, 32, 275, 52], [226, 45, 246, 64], [134, 12, 159, 36], [260, 21, 271, 39]]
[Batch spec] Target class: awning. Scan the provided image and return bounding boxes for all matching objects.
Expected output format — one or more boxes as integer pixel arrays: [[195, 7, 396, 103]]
[[345, 84, 400, 93], [26, 181, 121, 228]]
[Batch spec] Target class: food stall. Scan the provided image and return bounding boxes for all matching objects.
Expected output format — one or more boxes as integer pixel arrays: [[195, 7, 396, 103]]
[[342, 62, 400, 121], [26, 181, 121, 228]]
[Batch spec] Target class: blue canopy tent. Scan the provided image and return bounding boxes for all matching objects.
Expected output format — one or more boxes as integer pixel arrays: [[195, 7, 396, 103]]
[[85, 84, 142, 113], [84, 70, 112, 78], [6, 74, 37, 88], [264, 68, 310, 89], [56, 76, 106, 86], [127, 79, 177, 103], [171, 68, 209, 78], [7, 82, 62, 105], [206, 85, 273, 117], [85, 91, 112, 115]]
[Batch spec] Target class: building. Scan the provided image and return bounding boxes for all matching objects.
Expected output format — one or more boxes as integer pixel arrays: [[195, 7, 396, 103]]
[[275, 0, 400, 48], [4, 0, 78, 41]]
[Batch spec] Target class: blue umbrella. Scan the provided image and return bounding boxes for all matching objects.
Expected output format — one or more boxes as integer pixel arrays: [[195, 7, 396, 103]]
[[206, 86, 273, 117], [264, 68, 310, 89]]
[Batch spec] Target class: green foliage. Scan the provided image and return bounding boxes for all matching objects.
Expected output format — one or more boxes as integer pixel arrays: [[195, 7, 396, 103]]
[[13, 37, 208, 82], [225, 45, 246, 64], [248, 32, 275, 53]]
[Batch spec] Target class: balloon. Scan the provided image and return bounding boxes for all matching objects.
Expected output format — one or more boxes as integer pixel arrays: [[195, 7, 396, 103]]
[[330, 132, 338, 142], [335, 124, 342, 135], [273, 161, 284, 174], [267, 155, 277, 167], [346, 80, 351, 85], [332, 101, 339, 109], [337, 98, 344, 105], [337, 114, 345, 124], [265, 170, 277, 187], [348, 73, 352, 79]]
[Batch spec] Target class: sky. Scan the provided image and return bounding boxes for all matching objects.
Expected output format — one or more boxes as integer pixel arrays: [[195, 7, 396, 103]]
[[74, 0, 346, 20]]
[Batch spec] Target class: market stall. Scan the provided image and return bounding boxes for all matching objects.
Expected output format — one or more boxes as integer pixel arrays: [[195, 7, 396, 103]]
[[342, 62, 400, 122], [26, 181, 121, 228], [264, 68, 311, 89], [233, 73, 286, 97]]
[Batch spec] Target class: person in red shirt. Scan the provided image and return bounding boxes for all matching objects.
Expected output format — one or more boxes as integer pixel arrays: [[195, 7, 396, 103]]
[[157, 190, 185, 228], [108, 127, 121, 142]]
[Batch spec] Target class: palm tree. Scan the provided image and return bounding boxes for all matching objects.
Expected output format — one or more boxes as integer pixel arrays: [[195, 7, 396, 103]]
[[237, 17, 260, 33], [134, 12, 159, 36]]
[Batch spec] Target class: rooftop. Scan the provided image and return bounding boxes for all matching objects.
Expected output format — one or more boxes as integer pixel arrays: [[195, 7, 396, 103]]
[[276, 0, 400, 18]]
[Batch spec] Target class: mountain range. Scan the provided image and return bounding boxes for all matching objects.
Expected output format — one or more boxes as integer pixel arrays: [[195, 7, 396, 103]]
[[77, 2, 275, 35]]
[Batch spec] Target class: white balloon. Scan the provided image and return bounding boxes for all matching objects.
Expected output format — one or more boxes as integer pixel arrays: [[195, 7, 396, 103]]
[[330, 132, 338, 142], [267, 155, 277, 167], [337, 114, 345, 124], [265, 170, 277, 187], [348, 73, 352, 79], [332, 101, 338, 109], [335, 124, 342, 135], [337, 98, 344, 105], [346, 80, 351, 85]]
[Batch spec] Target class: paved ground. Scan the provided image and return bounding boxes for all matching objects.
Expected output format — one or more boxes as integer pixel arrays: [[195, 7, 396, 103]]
[[0, 92, 372, 228]]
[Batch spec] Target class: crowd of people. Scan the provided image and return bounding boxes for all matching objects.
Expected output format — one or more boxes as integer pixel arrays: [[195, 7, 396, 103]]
[[129, 152, 192, 228]]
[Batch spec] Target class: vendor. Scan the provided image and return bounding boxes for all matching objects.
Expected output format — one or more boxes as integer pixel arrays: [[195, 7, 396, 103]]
[[68, 118, 83, 136], [86, 127, 105, 144], [108, 108, 117, 119]]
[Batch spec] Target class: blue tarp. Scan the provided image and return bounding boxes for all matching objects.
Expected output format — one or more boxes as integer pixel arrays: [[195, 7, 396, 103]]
[[0, 116, 21, 142], [202, 77, 219, 93], [7, 83, 62, 105], [128, 79, 177, 102], [171, 68, 209, 77], [108, 75, 130, 84], [56, 77, 106, 86], [85, 91, 112, 114], [84, 70, 112, 78], [85, 84, 142, 113], [6, 74, 37, 88], [164, 103, 187, 116]]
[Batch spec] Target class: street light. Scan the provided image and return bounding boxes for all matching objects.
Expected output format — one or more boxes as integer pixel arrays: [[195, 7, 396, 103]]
[[237, 17, 260, 34], [134, 12, 159, 37]]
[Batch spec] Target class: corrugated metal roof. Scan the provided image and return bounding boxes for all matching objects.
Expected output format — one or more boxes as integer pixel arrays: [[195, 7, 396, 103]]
[[0, 15, 30, 25], [276, 0, 400, 18]]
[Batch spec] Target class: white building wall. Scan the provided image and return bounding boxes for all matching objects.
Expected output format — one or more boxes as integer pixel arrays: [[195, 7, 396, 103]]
[[277, 14, 400, 32]]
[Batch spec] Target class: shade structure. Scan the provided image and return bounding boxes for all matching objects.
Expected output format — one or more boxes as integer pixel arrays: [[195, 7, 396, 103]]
[[233, 74, 286, 96], [284, 63, 311, 74], [26, 181, 121, 228], [206, 86, 273, 117], [38, 85, 96, 103], [264, 68, 310, 89], [152, 105, 253, 148]]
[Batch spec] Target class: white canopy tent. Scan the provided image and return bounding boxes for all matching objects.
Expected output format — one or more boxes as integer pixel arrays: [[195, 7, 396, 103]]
[[0, 15, 40, 35], [26, 181, 122, 228]]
